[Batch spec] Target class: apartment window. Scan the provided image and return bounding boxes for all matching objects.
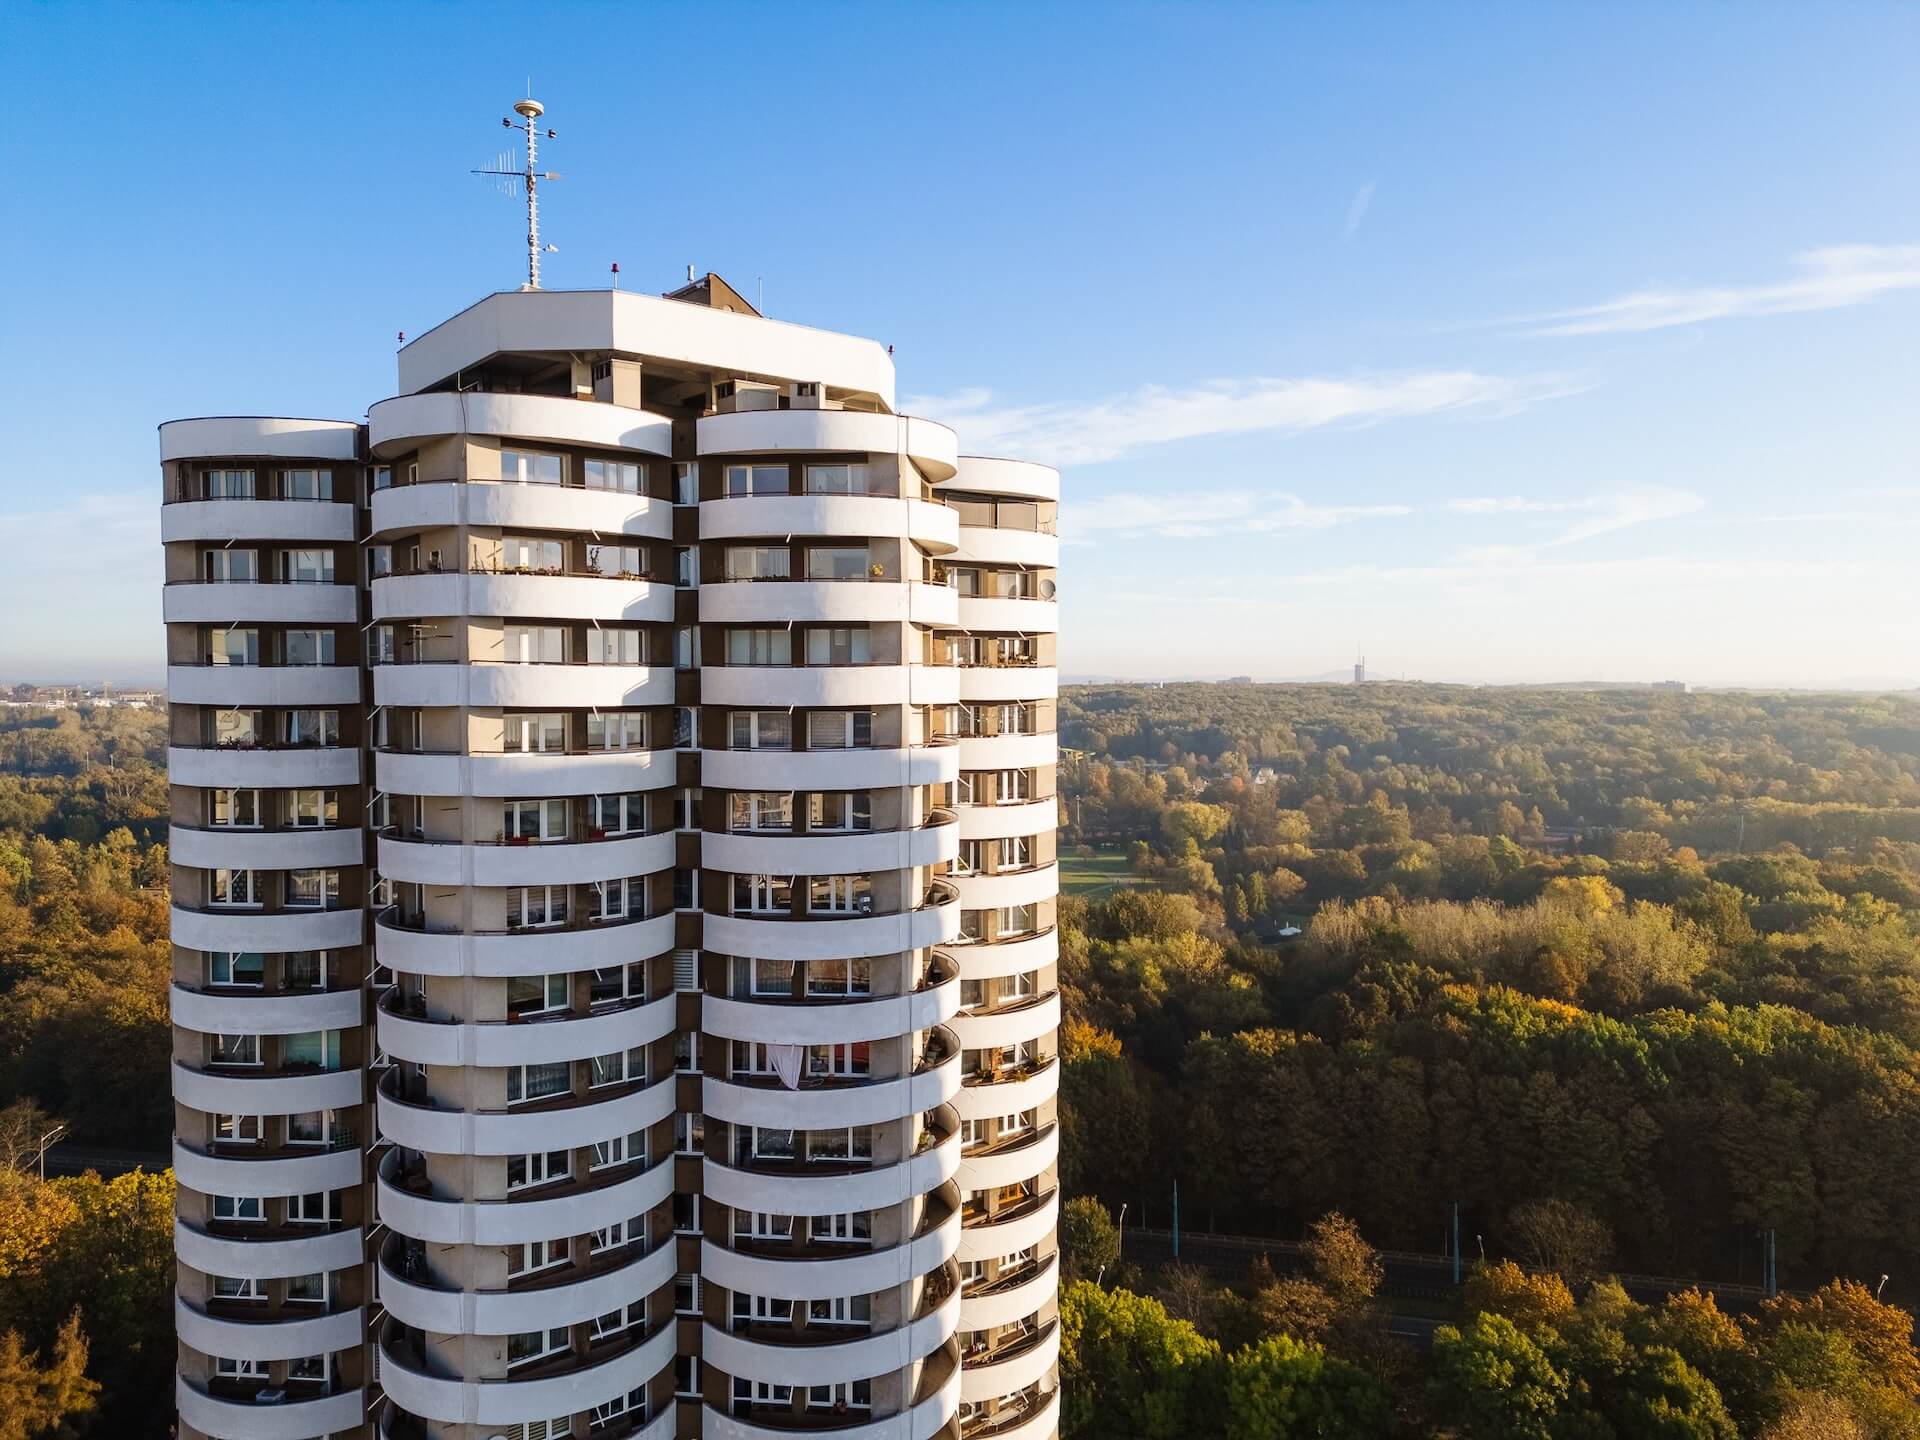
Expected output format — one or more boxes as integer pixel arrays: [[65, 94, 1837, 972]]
[[725, 463, 787, 497], [204, 549, 256, 582], [501, 449, 564, 485], [507, 886, 569, 929], [998, 768, 1033, 803], [806, 546, 868, 581], [213, 1113, 260, 1145], [674, 1110, 704, 1156], [585, 628, 644, 665], [587, 711, 646, 750], [215, 1356, 266, 1379], [208, 951, 263, 987], [507, 1062, 573, 1105], [737, 1041, 868, 1080], [507, 1237, 570, 1277], [212, 708, 261, 746], [807, 1126, 875, 1163], [291, 790, 338, 827], [282, 548, 334, 584], [724, 545, 790, 581], [287, 1354, 329, 1385], [284, 629, 335, 666], [748, 958, 796, 996], [807, 792, 871, 832], [208, 628, 259, 666], [676, 1354, 702, 1399], [672, 462, 697, 506], [212, 1195, 262, 1224], [372, 465, 392, 491], [805, 957, 871, 997], [673, 706, 695, 747], [587, 542, 645, 576], [674, 868, 700, 911], [732, 874, 793, 915], [589, 1047, 647, 1088], [810, 1210, 873, 1244], [673, 624, 698, 670], [508, 1326, 571, 1368], [204, 468, 255, 499], [805, 627, 871, 665], [999, 835, 1033, 871], [589, 876, 645, 922], [675, 1030, 701, 1074], [730, 711, 791, 750], [284, 709, 340, 746], [997, 903, 1040, 937], [583, 458, 641, 493], [507, 1149, 570, 1191], [807, 711, 871, 749], [367, 623, 395, 664], [589, 1308, 647, 1346], [508, 973, 570, 1017], [286, 1190, 340, 1225], [288, 1109, 343, 1146], [285, 1271, 328, 1304], [729, 792, 794, 832], [674, 546, 696, 588], [674, 1192, 702, 1234], [505, 625, 567, 663], [209, 788, 259, 827], [285, 868, 340, 909], [281, 468, 332, 500], [209, 869, 262, 907], [735, 1210, 794, 1241], [726, 628, 791, 665], [590, 1130, 647, 1172], [502, 536, 564, 572], [955, 840, 983, 875], [803, 463, 870, 495], [589, 963, 647, 1008], [506, 712, 567, 753], [284, 1030, 343, 1070], [504, 798, 569, 842], [808, 874, 871, 915], [589, 792, 646, 836]]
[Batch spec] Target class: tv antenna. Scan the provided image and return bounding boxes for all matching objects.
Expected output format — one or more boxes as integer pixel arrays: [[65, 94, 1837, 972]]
[[473, 97, 559, 290]]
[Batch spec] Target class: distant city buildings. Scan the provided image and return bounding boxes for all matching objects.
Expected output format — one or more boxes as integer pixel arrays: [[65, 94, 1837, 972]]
[[3, 683, 161, 709]]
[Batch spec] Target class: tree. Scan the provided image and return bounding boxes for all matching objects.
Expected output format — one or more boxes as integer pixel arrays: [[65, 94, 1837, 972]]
[[1607, 1346, 1738, 1440], [1759, 1392, 1868, 1440], [1508, 1199, 1613, 1285], [1462, 1260, 1575, 1332], [1060, 1280, 1222, 1440], [1757, 1281, 1920, 1399], [1432, 1311, 1570, 1440], [1222, 1332, 1394, 1439], [0, 1311, 97, 1440], [1303, 1211, 1382, 1305], [1061, 1196, 1120, 1283]]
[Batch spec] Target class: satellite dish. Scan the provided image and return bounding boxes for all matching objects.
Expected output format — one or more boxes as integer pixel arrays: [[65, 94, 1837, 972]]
[[1039, 578, 1057, 600]]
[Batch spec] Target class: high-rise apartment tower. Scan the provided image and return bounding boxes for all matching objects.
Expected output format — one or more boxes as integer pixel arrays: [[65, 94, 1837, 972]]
[[163, 275, 1061, 1440]]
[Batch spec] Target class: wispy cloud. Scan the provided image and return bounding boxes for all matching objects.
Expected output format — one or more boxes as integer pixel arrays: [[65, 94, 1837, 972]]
[[1526, 244, 1920, 336], [1071, 490, 1412, 540], [908, 370, 1577, 467], [1344, 181, 1376, 238], [1445, 486, 1706, 566]]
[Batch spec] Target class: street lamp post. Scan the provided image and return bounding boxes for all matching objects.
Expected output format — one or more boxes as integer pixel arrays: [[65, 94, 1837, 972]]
[[34, 1125, 66, 1181]]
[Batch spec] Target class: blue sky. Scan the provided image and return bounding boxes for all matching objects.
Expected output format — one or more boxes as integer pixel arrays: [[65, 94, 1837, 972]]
[[3, 2, 1917, 687]]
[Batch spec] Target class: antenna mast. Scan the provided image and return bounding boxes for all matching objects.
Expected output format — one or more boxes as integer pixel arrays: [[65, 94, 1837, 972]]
[[473, 98, 559, 290]]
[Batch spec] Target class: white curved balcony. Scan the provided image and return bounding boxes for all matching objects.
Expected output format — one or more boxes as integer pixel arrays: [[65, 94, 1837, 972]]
[[176, 1376, 364, 1440], [163, 582, 360, 626], [378, 1151, 675, 1246], [952, 1063, 1057, 1122], [167, 664, 361, 708], [955, 597, 1058, 636], [959, 1323, 1060, 1404], [168, 744, 361, 790], [161, 499, 357, 546], [170, 825, 363, 873], [951, 527, 1059, 570], [700, 663, 956, 710], [947, 865, 1058, 912], [949, 995, 1060, 1053], [703, 1042, 960, 1131], [957, 1127, 1060, 1196], [701, 979, 959, 1049], [375, 747, 676, 800], [701, 743, 958, 792], [373, 661, 670, 710], [376, 1074, 675, 1156], [955, 800, 1058, 843], [703, 896, 959, 963], [699, 494, 959, 554], [960, 1255, 1059, 1335], [702, 1125, 961, 1218], [947, 458, 1060, 503], [175, 1295, 363, 1362], [703, 1353, 961, 1440], [704, 1282, 960, 1389], [379, 1235, 676, 1334], [376, 827, 675, 888], [161, 416, 360, 463], [948, 930, 1058, 981], [376, 990, 676, 1068], [171, 984, 362, 1037], [173, 1061, 362, 1116], [955, 1193, 1059, 1267], [697, 410, 959, 483], [700, 1206, 960, 1302], [170, 905, 363, 954], [174, 1219, 364, 1281], [371, 477, 673, 540], [955, 668, 1057, 703], [954, 733, 1057, 772], [368, 391, 674, 460], [373, 570, 674, 625], [374, 911, 675, 978], [700, 580, 958, 628], [702, 819, 957, 877], [378, 1315, 676, 1426], [173, 1140, 362, 1198]]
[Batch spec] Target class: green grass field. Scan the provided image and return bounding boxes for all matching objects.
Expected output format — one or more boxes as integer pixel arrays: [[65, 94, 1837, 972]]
[[1060, 848, 1148, 898]]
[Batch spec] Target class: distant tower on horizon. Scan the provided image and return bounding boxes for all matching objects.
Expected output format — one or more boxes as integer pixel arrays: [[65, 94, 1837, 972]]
[[1354, 653, 1367, 684]]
